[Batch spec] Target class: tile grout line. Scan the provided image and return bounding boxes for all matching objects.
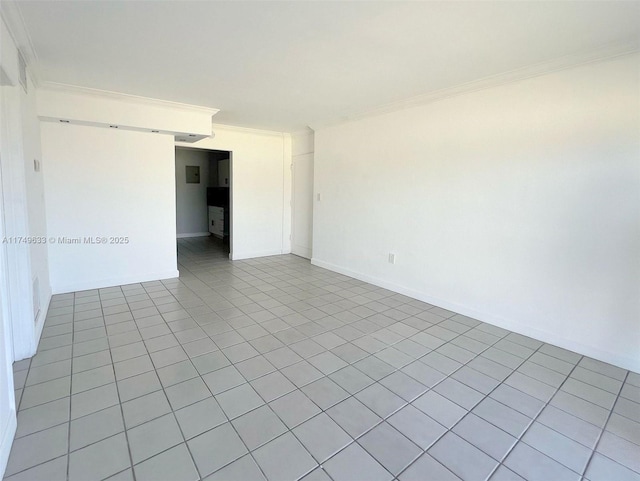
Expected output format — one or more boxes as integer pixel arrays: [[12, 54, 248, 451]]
[[69, 288, 132, 481], [170, 248, 298, 481], [8, 245, 637, 481], [151, 276, 318, 481], [394, 328, 549, 480], [170, 252, 460, 480], [579, 370, 630, 481], [64, 290, 77, 481], [128, 283, 205, 481], [116, 284, 148, 481], [121, 275, 277, 480], [12, 279, 418, 480], [223, 312, 520, 481], [484, 352, 586, 480], [161, 259, 584, 481]]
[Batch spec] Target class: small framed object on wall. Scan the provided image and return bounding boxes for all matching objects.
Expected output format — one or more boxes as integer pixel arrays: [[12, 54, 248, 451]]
[[186, 165, 200, 183]]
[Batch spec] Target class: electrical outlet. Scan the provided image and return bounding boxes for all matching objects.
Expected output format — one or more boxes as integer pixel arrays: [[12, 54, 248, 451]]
[[33, 159, 40, 172], [388, 253, 396, 264], [317, 193, 322, 201]]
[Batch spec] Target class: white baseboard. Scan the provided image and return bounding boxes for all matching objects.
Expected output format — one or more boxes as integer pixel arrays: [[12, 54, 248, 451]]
[[311, 257, 640, 373], [177, 232, 210, 239], [0, 412, 17, 479], [51, 270, 180, 294], [231, 249, 287, 261]]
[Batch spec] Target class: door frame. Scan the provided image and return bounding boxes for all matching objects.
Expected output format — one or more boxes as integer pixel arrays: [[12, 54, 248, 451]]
[[0, 84, 36, 362], [174, 146, 233, 256], [291, 131, 314, 259], [0, 84, 19, 479]]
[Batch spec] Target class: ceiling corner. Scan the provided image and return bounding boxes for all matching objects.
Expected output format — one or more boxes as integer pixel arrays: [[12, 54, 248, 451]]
[[0, 0, 42, 86]]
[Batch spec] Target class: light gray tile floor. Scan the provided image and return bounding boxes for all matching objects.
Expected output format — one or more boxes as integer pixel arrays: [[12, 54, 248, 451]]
[[5, 236, 640, 481]]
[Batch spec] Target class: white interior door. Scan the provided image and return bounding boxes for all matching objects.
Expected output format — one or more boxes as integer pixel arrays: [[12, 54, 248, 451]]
[[292, 152, 314, 259]]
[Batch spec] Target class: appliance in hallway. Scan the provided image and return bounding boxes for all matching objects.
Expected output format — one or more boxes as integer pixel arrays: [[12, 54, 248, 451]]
[[207, 150, 230, 254], [207, 186, 229, 242]]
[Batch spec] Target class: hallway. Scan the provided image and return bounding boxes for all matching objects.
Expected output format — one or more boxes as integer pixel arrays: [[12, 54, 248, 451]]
[[5, 237, 639, 481]]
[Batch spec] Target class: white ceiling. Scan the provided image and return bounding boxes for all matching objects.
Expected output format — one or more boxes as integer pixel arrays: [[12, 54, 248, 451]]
[[14, 1, 640, 132]]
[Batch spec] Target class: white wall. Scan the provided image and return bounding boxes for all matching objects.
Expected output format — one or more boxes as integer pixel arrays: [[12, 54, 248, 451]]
[[42, 123, 179, 293], [313, 53, 640, 372], [37, 86, 216, 293], [177, 125, 292, 260], [175, 148, 210, 237], [291, 130, 314, 259]]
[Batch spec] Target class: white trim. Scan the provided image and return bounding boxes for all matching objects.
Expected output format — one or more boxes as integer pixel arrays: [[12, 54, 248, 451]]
[[41, 82, 220, 116], [0, 1, 41, 86], [291, 147, 314, 261], [281, 132, 292, 255], [311, 257, 640, 373], [231, 249, 288, 261], [310, 40, 640, 131], [39, 117, 209, 143], [51, 270, 179, 294], [0, 146, 17, 480], [0, 414, 17, 479], [0, 84, 36, 361], [176, 232, 210, 239], [210, 123, 285, 137]]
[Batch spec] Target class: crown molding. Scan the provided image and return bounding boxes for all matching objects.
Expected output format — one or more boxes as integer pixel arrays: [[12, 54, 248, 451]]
[[40, 82, 220, 116], [310, 40, 640, 131], [0, 0, 42, 86], [211, 122, 286, 137], [0, 0, 219, 117]]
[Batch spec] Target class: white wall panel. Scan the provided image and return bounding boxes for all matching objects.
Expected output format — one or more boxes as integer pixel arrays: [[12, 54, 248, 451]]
[[314, 54, 640, 371]]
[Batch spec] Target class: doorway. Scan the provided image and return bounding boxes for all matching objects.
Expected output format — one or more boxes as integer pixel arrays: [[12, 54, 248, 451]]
[[291, 132, 314, 259], [175, 147, 232, 258]]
